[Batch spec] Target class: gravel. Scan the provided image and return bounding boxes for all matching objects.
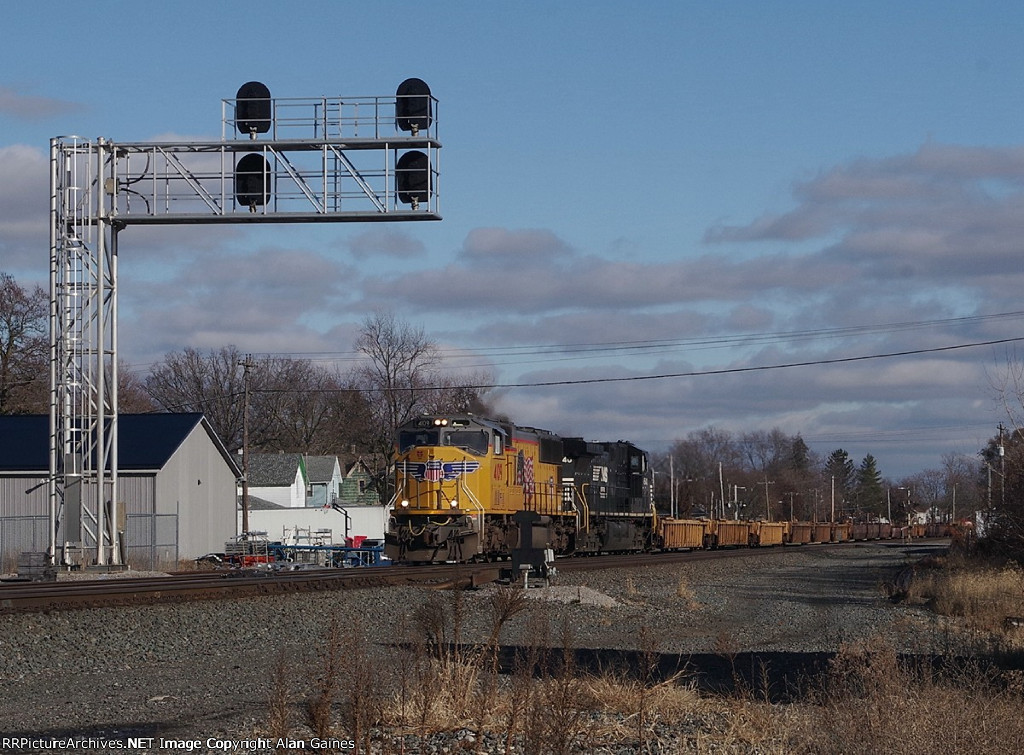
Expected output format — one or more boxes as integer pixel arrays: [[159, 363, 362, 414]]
[[0, 540, 951, 753]]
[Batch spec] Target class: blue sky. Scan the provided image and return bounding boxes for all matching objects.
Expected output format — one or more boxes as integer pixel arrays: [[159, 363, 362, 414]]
[[4, 1, 1024, 479]]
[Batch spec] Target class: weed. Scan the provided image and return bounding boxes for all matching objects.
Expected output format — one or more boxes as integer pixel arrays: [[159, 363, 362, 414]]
[[276, 558, 1024, 753], [675, 575, 701, 610], [800, 638, 1024, 754], [305, 615, 341, 738], [522, 619, 586, 755], [337, 618, 382, 752], [907, 559, 1024, 644], [266, 647, 293, 745]]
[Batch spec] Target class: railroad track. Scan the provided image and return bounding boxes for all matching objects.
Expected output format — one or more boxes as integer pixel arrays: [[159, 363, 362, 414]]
[[1, 538, 937, 613], [0, 563, 500, 613]]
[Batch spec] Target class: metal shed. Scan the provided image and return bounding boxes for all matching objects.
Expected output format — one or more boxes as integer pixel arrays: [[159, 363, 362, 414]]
[[0, 413, 240, 569]]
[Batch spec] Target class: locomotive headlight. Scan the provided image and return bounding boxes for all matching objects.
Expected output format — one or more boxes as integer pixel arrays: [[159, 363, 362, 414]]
[[449, 499, 459, 509], [433, 418, 448, 426], [400, 500, 410, 508]]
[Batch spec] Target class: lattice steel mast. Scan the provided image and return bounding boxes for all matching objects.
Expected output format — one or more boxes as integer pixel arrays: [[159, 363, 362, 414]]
[[49, 83, 440, 566]]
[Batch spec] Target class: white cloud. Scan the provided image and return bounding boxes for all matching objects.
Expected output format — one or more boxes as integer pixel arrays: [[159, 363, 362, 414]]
[[346, 228, 426, 259], [0, 86, 84, 120], [0, 145, 48, 272]]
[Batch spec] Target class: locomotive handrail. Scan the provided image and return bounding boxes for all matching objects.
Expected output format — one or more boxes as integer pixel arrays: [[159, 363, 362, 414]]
[[458, 465, 486, 556], [575, 483, 592, 533]]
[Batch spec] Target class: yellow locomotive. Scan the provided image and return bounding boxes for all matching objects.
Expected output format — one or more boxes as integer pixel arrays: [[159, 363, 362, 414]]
[[385, 414, 655, 562]]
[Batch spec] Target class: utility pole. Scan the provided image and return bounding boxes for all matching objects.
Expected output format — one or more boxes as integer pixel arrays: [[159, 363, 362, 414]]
[[240, 354, 254, 537], [998, 423, 1006, 509], [669, 456, 674, 519], [763, 477, 775, 522], [718, 462, 725, 520]]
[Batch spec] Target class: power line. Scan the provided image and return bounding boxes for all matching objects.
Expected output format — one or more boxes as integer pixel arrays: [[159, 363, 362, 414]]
[[125, 308, 1024, 373], [241, 334, 1024, 394], [474, 335, 1024, 390]]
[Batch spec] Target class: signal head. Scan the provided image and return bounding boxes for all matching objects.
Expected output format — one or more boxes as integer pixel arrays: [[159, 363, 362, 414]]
[[234, 153, 272, 210], [396, 150, 429, 208], [235, 81, 272, 138], [396, 78, 432, 135]]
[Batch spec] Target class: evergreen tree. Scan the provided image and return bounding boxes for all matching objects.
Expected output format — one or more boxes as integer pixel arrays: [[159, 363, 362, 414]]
[[790, 435, 811, 474], [825, 449, 855, 516], [855, 453, 885, 518]]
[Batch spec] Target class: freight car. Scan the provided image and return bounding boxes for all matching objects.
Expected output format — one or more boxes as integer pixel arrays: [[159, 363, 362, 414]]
[[656, 518, 865, 551], [385, 414, 655, 562]]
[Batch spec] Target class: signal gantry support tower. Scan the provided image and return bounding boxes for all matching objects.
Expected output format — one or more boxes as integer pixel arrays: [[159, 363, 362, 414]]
[[49, 81, 440, 566]]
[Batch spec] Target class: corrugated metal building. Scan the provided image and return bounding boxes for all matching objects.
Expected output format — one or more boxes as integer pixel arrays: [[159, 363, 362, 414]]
[[0, 413, 240, 568]]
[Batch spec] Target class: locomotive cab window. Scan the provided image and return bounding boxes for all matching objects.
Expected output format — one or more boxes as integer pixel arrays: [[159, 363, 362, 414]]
[[443, 429, 489, 455], [399, 430, 439, 452]]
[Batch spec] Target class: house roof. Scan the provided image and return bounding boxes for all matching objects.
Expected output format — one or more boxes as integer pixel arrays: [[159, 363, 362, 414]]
[[237, 494, 285, 510], [305, 455, 339, 484], [247, 453, 306, 487], [345, 458, 374, 477], [0, 413, 240, 475]]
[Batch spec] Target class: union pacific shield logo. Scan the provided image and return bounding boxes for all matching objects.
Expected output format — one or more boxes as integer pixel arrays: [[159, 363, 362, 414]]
[[397, 460, 481, 482], [424, 460, 443, 482]]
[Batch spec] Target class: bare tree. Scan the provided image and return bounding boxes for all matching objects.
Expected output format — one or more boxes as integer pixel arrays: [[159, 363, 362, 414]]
[[146, 346, 372, 456], [419, 368, 496, 416], [665, 427, 739, 516], [941, 452, 980, 521], [898, 469, 943, 522], [354, 311, 441, 460], [738, 429, 787, 474], [984, 353, 1024, 551], [116, 360, 157, 413], [0, 272, 48, 414], [256, 357, 371, 455], [145, 346, 249, 449], [353, 312, 496, 499]]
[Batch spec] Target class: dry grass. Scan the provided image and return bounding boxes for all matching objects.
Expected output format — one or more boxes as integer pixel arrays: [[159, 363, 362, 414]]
[[260, 553, 1024, 754], [305, 616, 342, 738], [794, 640, 1024, 755], [266, 647, 293, 744], [675, 574, 701, 610], [579, 666, 701, 747], [907, 555, 1024, 640]]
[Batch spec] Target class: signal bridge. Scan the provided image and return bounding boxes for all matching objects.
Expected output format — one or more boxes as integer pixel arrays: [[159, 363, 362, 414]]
[[50, 80, 440, 567]]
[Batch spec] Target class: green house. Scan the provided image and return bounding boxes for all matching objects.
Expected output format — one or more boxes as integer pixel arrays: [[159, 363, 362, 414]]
[[337, 459, 380, 506]]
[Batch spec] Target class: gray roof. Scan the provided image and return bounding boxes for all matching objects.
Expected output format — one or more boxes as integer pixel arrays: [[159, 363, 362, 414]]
[[246, 453, 304, 487], [237, 494, 285, 510], [305, 455, 339, 484]]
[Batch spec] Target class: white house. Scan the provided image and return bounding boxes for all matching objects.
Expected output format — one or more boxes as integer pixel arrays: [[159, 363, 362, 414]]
[[239, 453, 386, 545]]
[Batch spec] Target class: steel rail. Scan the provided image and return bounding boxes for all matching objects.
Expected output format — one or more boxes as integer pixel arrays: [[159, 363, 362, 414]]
[[0, 564, 500, 613], [1, 539, 942, 613]]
